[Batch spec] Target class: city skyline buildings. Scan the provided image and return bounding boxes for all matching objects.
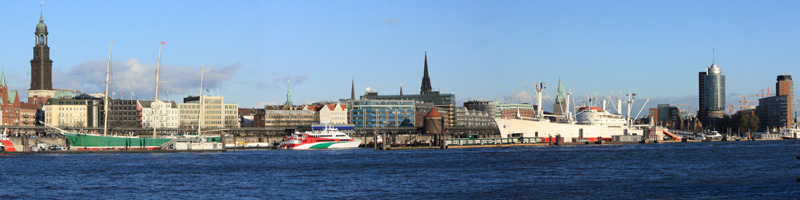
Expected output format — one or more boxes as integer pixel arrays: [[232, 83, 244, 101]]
[[0, 1, 798, 113]]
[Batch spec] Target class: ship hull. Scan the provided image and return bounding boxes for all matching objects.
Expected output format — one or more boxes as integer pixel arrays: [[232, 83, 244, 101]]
[[0, 139, 16, 152], [494, 118, 644, 142], [282, 140, 362, 150], [65, 134, 174, 150]]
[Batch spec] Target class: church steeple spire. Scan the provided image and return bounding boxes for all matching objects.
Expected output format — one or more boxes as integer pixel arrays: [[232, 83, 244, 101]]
[[556, 76, 564, 102], [1, 68, 6, 88], [420, 50, 432, 94], [350, 78, 354, 101], [285, 79, 292, 106], [349, 78, 354, 124], [40, 1, 44, 22], [36, 1, 47, 37]]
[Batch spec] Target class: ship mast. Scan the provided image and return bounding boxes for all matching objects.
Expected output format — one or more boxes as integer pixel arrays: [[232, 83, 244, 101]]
[[535, 81, 544, 120], [565, 89, 572, 123], [103, 41, 113, 136], [626, 91, 634, 124], [199, 65, 204, 135], [153, 42, 164, 139]]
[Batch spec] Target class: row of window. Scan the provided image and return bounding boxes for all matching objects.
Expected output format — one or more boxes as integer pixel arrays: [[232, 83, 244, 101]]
[[59, 113, 86, 117], [180, 110, 227, 114], [56, 107, 85, 111]]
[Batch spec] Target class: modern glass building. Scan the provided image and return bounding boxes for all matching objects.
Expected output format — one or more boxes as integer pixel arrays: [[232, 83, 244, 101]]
[[360, 90, 453, 126], [699, 62, 725, 129], [704, 65, 725, 111], [756, 75, 794, 131], [351, 100, 415, 128]]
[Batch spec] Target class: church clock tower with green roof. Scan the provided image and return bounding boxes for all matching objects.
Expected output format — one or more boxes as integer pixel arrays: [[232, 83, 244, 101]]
[[30, 5, 52, 91], [28, 3, 56, 107]]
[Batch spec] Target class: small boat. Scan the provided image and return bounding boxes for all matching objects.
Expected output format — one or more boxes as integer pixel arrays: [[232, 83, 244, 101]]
[[0, 128, 16, 152], [780, 127, 800, 140], [280, 126, 361, 150]]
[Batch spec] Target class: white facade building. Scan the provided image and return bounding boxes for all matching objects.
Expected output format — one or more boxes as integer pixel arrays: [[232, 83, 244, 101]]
[[179, 95, 239, 129], [43, 99, 88, 128], [319, 103, 348, 124], [140, 100, 180, 129]]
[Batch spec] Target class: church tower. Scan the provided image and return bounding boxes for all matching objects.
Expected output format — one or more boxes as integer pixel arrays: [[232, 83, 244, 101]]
[[420, 51, 432, 94], [31, 5, 53, 91], [27, 3, 57, 107]]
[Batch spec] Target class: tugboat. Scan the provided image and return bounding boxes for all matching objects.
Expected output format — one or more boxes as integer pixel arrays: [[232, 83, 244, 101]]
[[280, 125, 361, 150]]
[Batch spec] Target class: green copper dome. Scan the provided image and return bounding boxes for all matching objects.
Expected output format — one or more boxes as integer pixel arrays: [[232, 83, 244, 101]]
[[35, 8, 47, 34], [36, 22, 47, 33]]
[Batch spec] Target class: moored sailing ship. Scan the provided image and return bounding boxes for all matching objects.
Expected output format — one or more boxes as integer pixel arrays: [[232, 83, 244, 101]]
[[49, 42, 177, 150]]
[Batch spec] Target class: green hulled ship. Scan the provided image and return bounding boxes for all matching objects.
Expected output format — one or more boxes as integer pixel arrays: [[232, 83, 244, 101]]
[[65, 133, 174, 150]]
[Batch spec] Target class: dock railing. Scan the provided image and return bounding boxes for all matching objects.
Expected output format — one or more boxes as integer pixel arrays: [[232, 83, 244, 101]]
[[446, 137, 542, 146]]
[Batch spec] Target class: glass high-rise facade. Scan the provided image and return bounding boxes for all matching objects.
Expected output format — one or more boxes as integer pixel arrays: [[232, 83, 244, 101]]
[[704, 73, 725, 111], [699, 63, 725, 129]]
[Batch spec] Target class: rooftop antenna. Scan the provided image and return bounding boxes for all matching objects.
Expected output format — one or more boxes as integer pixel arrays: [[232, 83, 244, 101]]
[[712, 48, 715, 65]]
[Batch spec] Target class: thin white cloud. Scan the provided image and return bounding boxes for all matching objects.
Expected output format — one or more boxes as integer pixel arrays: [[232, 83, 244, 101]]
[[53, 58, 239, 100], [255, 101, 281, 108], [383, 18, 398, 25], [256, 74, 309, 90]]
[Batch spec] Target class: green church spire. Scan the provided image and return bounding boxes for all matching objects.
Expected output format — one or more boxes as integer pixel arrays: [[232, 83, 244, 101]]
[[556, 77, 564, 101], [1, 69, 6, 87], [285, 79, 292, 106]]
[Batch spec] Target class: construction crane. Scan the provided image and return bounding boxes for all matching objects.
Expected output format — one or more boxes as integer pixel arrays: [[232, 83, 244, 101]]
[[761, 87, 773, 98], [726, 104, 739, 115], [669, 103, 691, 118], [736, 95, 760, 110]]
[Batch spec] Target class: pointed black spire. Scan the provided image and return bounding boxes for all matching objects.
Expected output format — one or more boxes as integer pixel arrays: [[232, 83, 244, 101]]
[[351, 79, 355, 101], [349, 78, 354, 124], [420, 51, 432, 94]]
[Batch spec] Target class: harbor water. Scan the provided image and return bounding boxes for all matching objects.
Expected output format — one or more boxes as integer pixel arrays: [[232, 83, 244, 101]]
[[1, 140, 799, 199]]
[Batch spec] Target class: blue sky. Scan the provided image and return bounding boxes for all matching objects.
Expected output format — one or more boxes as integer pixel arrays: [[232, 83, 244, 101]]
[[0, 1, 798, 114]]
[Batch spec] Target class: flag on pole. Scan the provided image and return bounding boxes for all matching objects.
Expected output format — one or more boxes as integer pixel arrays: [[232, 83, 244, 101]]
[[161, 41, 165, 45], [122, 92, 125, 95], [167, 90, 170, 94]]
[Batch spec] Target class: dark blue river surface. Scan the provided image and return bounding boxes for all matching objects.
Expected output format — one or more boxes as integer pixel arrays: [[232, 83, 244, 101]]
[[1, 140, 799, 199]]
